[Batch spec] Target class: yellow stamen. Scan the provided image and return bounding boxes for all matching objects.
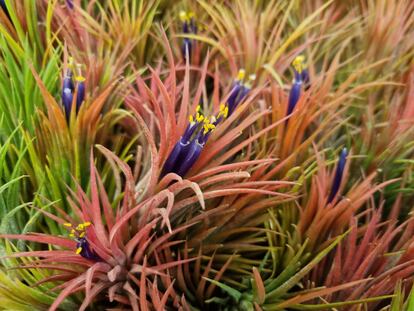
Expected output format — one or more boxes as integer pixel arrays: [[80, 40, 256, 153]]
[[83, 222, 91, 227], [69, 233, 75, 238], [237, 69, 246, 81], [76, 224, 84, 231], [75, 75, 85, 82], [187, 11, 195, 19], [79, 232, 86, 238], [68, 57, 74, 69], [196, 113, 204, 123], [292, 55, 306, 74], [63, 223, 72, 227], [218, 103, 229, 119], [179, 11, 188, 22], [196, 105, 201, 112], [75, 247, 82, 254], [189, 115, 194, 123], [203, 123, 216, 134]]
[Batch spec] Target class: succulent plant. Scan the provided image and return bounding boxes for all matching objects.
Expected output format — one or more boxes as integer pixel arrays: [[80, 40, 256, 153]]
[[0, 0, 413, 310]]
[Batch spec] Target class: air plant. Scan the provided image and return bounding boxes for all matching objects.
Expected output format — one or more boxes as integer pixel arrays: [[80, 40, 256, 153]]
[[1, 150, 198, 310], [0, 0, 413, 310]]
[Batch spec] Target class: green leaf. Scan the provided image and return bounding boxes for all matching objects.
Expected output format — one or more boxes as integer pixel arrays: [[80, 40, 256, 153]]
[[203, 277, 243, 302]]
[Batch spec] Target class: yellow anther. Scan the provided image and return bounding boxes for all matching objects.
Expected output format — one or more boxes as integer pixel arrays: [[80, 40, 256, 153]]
[[187, 11, 195, 19], [203, 122, 216, 134], [196, 105, 201, 112], [237, 69, 246, 81], [76, 224, 84, 231], [179, 11, 188, 22], [218, 103, 229, 119], [223, 107, 229, 118], [75, 247, 82, 254], [189, 115, 194, 123], [292, 55, 306, 74], [79, 232, 86, 238], [63, 223, 72, 227], [68, 57, 74, 68], [83, 222, 91, 227], [69, 233, 75, 238], [75, 75, 85, 82], [196, 113, 204, 123]]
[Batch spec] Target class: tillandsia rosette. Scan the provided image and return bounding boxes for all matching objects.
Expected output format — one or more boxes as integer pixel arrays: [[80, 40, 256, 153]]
[[161, 69, 255, 179], [0, 1, 413, 311]]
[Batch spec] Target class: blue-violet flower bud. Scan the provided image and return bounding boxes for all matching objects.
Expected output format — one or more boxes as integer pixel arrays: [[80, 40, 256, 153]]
[[328, 147, 348, 203]]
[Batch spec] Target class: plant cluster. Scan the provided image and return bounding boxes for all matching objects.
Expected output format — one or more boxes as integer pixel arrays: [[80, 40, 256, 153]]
[[0, 0, 413, 310]]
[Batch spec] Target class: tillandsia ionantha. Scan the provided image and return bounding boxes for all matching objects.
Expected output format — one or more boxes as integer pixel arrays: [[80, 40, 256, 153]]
[[0, 0, 414, 311], [161, 69, 255, 178]]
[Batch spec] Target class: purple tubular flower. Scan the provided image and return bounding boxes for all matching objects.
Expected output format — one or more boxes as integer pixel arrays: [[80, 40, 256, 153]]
[[161, 105, 215, 178], [61, 64, 86, 120], [226, 70, 254, 116], [302, 68, 310, 89], [175, 139, 203, 177], [287, 81, 302, 116], [190, 16, 197, 34], [161, 107, 206, 178], [160, 140, 189, 177], [238, 85, 250, 103], [182, 122, 199, 143], [227, 82, 243, 115], [76, 238, 101, 261], [62, 88, 73, 120], [182, 38, 192, 61], [180, 11, 197, 61], [286, 55, 308, 116], [66, 0, 74, 9], [328, 148, 348, 203], [62, 75, 74, 92], [76, 77, 85, 112]]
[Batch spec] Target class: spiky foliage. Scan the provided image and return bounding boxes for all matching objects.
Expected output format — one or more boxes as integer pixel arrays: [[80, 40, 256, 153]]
[[0, 0, 414, 310]]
